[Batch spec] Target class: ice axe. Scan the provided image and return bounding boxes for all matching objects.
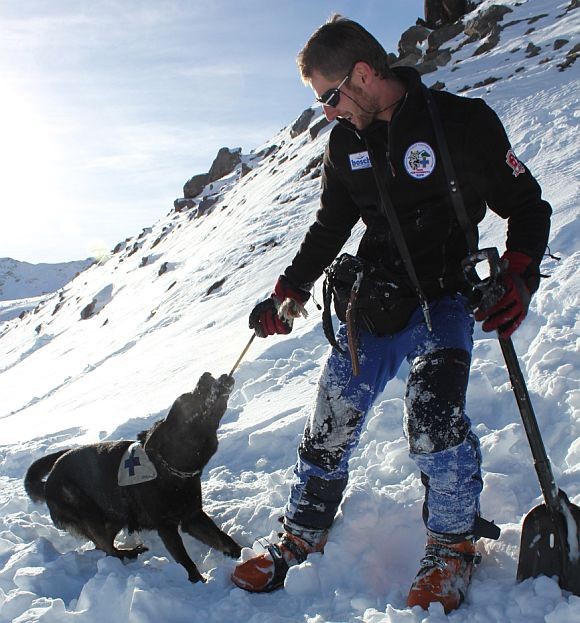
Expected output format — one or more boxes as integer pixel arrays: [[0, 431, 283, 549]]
[[463, 248, 580, 595]]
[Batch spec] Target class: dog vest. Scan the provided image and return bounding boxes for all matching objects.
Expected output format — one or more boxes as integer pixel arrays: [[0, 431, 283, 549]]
[[118, 441, 158, 486]]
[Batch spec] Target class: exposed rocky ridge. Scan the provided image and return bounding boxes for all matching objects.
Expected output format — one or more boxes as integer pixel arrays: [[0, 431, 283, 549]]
[[392, 1, 577, 86], [393, 3, 516, 74], [182, 147, 243, 200]]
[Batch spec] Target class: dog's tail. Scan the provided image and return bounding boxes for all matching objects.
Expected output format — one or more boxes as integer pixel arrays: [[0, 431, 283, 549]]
[[24, 450, 69, 503]]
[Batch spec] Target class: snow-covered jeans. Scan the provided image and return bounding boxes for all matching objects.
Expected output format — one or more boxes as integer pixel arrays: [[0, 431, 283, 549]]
[[285, 294, 483, 545]]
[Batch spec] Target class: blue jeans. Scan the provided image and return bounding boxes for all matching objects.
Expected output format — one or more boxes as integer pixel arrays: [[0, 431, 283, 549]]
[[285, 295, 482, 543]]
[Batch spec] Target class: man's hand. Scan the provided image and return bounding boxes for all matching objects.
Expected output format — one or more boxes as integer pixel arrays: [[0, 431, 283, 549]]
[[249, 276, 310, 338], [474, 251, 540, 339]]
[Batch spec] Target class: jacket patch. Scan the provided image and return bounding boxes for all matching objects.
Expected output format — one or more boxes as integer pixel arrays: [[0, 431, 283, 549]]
[[506, 149, 526, 177], [404, 142, 436, 179], [349, 151, 372, 171]]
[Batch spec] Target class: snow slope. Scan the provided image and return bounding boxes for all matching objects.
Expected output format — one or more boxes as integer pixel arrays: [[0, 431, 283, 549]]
[[0, 258, 93, 323], [0, 1, 578, 621]]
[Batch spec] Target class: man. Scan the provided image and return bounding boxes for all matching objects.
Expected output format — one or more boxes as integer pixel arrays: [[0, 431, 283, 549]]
[[232, 15, 551, 613]]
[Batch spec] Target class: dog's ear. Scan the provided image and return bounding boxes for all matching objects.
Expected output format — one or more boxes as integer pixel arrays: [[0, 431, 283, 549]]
[[140, 420, 164, 448], [193, 372, 215, 395]]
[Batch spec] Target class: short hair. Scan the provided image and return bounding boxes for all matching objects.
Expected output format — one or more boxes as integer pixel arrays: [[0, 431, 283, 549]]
[[297, 14, 393, 83]]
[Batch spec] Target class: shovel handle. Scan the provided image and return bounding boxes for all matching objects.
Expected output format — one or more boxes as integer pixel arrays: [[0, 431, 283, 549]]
[[464, 248, 576, 585], [498, 337, 560, 511], [462, 248, 561, 511]]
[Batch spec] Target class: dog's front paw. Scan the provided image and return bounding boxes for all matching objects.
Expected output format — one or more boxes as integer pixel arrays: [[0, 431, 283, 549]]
[[188, 568, 206, 583], [224, 542, 242, 559]]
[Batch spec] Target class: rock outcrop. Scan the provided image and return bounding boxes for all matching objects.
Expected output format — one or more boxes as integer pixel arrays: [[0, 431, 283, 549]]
[[182, 147, 242, 199]]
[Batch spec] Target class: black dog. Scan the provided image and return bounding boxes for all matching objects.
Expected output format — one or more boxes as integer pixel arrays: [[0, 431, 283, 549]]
[[25, 372, 241, 582]]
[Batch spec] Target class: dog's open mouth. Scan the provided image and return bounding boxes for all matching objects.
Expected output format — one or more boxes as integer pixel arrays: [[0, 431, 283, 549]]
[[159, 372, 235, 433], [192, 372, 234, 420]]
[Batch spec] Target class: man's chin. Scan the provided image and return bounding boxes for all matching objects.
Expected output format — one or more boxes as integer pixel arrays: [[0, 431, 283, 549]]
[[353, 119, 372, 130], [339, 116, 367, 130], [337, 112, 375, 131]]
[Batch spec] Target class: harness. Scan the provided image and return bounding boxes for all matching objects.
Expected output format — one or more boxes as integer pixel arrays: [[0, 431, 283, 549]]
[[147, 448, 202, 480], [322, 85, 478, 368]]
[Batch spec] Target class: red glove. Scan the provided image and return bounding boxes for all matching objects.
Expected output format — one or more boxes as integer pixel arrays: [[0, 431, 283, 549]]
[[474, 251, 540, 338], [249, 276, 310, 338]]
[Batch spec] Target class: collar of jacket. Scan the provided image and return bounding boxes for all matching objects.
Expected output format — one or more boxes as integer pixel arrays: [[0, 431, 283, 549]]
[[336, 66, 425, 139]]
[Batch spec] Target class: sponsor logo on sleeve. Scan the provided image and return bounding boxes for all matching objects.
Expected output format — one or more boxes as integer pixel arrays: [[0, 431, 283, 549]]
[[349, 151, 372, 171], [404, 142, 436, 179], [506, 149, 526, 177]]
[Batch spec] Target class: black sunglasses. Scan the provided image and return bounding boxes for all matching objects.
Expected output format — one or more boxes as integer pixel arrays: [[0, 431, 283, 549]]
[[316, 70, 352, 108]]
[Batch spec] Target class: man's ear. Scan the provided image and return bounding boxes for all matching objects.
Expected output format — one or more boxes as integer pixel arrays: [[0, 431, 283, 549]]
[[354, 61, 374, 84]]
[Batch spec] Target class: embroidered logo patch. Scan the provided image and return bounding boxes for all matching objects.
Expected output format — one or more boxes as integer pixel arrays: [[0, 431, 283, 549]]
[[118, 441, 158, 486], [506, 149, 526, 177], [404, 142, 436, 179], [349, 151, 372, 171]]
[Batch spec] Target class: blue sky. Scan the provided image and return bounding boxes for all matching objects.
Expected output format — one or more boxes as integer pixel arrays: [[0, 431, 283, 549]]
[[0, 0, 423, 263]]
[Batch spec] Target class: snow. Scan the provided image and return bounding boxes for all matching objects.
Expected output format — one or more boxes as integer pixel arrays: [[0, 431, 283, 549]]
[[0, 259, 93, 323], [0, 1, 579, 621], [0, 259, 92, 303]]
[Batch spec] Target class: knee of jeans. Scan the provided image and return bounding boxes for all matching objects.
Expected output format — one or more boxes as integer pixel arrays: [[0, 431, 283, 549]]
[[301, 371, 366, 471], [300, 405, 364, 476], [404, 348, 471, 454]]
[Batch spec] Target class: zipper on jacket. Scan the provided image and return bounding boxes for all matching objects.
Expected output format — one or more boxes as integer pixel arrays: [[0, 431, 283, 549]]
[[386, 123, 396, 177], [386, 146, 396, 177], [385, 92, 408, 178]]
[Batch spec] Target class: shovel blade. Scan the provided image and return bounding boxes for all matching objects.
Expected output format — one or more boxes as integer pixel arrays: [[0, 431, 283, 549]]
[[517, 492, 580, 596]]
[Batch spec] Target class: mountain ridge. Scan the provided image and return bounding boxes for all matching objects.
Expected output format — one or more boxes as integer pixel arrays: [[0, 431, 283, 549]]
[[0, 257, 93, 301]]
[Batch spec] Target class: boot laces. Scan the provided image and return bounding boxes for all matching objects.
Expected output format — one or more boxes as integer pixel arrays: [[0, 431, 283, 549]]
[[256, 534, 309, 566], [280, 534, 310, 563], [419, 543, 482, 574]]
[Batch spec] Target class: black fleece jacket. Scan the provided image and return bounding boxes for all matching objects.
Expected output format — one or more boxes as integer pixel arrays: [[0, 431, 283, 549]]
[[284, 67, 551, 296]]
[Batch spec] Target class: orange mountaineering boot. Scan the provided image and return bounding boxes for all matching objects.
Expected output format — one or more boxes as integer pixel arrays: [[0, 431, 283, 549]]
[[231, 531, 326, 592], [407, 536, 481, 613]]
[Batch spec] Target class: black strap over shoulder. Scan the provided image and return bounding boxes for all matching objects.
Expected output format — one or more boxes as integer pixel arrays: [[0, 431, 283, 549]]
[[422, 85, 479, 255], [364, 139, 433, 331]]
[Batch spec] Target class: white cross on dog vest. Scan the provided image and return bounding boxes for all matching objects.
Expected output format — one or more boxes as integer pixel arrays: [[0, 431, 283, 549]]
[[118, 441, 158, 486]]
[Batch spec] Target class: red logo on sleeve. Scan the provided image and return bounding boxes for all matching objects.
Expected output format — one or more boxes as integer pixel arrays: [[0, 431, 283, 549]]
[[506, 149, 526, 177]]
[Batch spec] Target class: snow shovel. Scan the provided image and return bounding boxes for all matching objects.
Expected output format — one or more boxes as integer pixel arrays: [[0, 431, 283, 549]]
[[463, 248, 580, 595], [499, 335, 580, 593]]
